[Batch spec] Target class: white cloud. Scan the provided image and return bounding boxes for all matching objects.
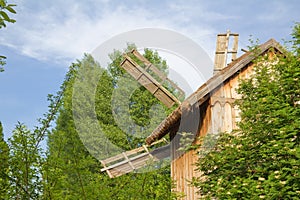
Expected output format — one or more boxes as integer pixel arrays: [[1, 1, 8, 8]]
[[167, 1, 237, 23], [0, 0, 217, 66], [2, 0, 297, 68]]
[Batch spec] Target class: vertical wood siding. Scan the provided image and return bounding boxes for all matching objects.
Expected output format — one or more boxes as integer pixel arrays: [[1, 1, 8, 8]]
[[172, 63, 254, 199]]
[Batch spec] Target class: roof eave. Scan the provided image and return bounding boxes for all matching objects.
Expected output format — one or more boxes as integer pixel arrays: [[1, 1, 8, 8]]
[[145, 38, 284, 145]]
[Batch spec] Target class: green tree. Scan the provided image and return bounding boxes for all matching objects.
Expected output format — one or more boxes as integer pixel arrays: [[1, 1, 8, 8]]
[[98, 47, 176, 199], [192, 25, 300, 199], [0, 0, 16, 72], [104, 47, 172, 150], [44, 58, 107, 199], [0, 122, 9, 199], [46, 47, 178, 199], [7, 123, 43, 199]]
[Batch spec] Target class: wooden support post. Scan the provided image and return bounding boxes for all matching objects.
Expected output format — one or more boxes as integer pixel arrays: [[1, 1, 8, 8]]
[[232, 34, 239, 60], [122, 152, 135, 171], [143, 145, 154, 159], [100, 160, 113, 178]]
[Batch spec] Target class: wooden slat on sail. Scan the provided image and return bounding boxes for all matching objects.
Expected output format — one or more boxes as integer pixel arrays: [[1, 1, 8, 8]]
[[100, 139, 169, 178], [131, 49, 185, 100], [120, 50, 183, 108]]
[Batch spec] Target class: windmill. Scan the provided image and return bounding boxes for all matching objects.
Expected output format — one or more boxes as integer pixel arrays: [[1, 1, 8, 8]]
[[100, 31, 239, 178], [99, 32, 287, 200], [121, 49, 184, 108], [100, 48, 185, 178]]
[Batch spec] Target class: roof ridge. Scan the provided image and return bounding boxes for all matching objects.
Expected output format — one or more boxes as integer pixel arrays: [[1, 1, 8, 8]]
[[145, 38, 284, 145]]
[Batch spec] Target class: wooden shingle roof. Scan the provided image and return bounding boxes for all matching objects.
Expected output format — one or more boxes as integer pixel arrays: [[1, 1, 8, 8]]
[[145, 39, 284, 145]]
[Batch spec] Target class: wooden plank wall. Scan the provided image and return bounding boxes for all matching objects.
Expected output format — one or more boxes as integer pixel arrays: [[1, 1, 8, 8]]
[[211, 63, 254, 134], [171, 101, 210, 200], [171, 63, 254, 200]]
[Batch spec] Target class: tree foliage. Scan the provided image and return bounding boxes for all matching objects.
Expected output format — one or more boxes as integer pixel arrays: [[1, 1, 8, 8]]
[[192, 25, 300, 199], [7, 123, 43, 199], [0, 122, 9, 199], [0, 0, 16, 28], [45, 47, 178, 199], [0, 0, 16, 72]]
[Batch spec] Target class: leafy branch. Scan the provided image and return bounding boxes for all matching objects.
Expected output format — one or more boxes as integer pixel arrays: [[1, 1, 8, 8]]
[[0, 0, 16, 72], [0, 0, 16, 29]]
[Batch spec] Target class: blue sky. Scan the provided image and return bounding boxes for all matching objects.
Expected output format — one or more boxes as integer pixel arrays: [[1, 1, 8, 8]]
[[0, 0, 299, 140]]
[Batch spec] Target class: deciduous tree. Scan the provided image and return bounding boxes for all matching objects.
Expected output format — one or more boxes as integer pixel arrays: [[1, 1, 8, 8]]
[[46, 47, 178, 199], [7, 123, 42, 199], [192, 25, 300, 199], [0, 122, 9, 199], [0, 0, 16, 72]]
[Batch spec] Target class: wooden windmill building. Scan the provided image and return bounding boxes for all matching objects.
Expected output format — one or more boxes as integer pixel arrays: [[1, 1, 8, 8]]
[[101, 32, 284, 199]]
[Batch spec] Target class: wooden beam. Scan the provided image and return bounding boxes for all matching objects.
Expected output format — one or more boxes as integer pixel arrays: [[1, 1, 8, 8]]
[[122, 152, 135, 170], [100, 139, 169, 178], [100, 160, 114, 178], [214, 30, 239, 74], [120, 55, 181, 108], [131, 50, 185, 99]]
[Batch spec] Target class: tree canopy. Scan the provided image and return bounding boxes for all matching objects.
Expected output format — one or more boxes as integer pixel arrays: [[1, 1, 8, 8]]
[[44, 47, 178, 199]]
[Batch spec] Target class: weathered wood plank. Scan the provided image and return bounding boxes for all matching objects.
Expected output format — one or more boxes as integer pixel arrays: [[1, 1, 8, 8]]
[[131, 49, 185, 99], [214, 31, 239, 74], [101, 146, 145, 165], [232, 35, 239, 60], [101, 147, 170, 178], [100, 160, 114, 178], [100, 140, 169, 178], [120, 55, 181, 108], [121, 59, 142, 79], [100, 152, 150, 172]]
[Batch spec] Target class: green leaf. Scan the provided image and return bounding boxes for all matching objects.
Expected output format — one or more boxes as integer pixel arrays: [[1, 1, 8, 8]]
[[0, 21, 6, 28], [0, 1, 5, 7], [7, 4, 17, 7], [0, 11, 10, 21], [192, 23, 300, 199], [5, 6, 16, 14]]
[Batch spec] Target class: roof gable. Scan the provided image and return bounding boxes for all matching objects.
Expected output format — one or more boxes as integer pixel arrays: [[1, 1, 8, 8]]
[[146, 39, 284, 145]]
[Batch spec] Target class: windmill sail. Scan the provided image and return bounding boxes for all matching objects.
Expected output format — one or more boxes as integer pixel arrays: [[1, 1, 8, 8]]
[[100, 50, 185, 177], [100, 139, 169, 178], [120, 49, 184, 108]]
